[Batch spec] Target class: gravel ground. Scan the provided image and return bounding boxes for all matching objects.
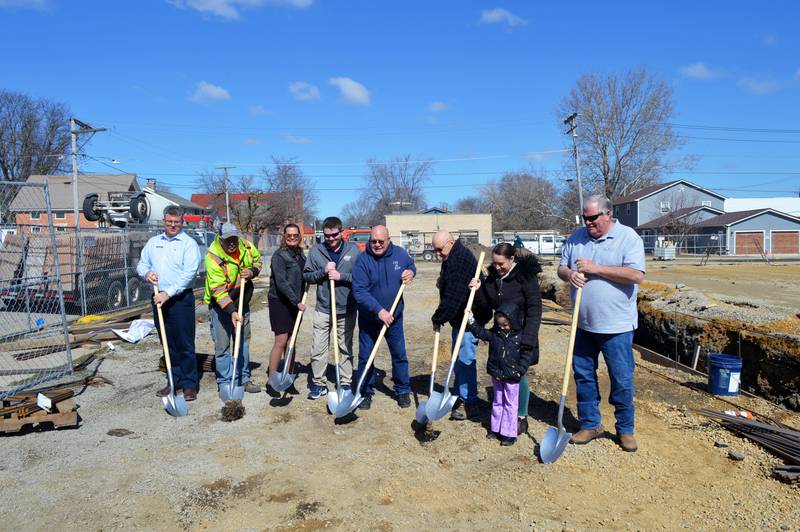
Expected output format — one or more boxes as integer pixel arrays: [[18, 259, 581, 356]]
[[0, 263, 798, 531]]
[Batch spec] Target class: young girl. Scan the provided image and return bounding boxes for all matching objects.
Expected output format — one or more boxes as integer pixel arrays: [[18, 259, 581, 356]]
[[467, 303, 533, 446]]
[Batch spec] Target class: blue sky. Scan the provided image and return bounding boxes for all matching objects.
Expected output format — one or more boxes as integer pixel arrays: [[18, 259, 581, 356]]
[[3, 0, 799, 217]]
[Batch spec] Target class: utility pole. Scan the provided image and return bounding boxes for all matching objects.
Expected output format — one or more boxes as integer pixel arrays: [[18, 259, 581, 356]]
[[563, 112, 585, 225], [216, 165, 234, 223], [70, 118, 106, 316]]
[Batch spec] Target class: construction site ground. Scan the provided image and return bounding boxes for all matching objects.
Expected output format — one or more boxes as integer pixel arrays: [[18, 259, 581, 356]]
[[1, 262, 798, 530]]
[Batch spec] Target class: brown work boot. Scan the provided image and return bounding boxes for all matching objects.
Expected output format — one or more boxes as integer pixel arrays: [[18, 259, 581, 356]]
[[570, 426, 605, 445], [156, 385, 171, 398], [183, 388, 197, 402], [617, 433, 638, 452]]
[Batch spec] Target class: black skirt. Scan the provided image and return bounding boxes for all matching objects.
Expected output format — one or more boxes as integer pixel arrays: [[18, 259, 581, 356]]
[[268, 296, 299, 334]]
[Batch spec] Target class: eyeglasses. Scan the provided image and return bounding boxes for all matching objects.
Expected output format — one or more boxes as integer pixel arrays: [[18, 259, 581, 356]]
[[370, 239, 387, 245], [582, 212, 607, 223], [323, 232, 341, 239], [285, 233, 300, 239]]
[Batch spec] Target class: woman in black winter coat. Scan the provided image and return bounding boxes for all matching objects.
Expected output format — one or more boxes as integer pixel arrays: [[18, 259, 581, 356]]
[[267, 224, 307, 388], [469, 242, 543, 435]]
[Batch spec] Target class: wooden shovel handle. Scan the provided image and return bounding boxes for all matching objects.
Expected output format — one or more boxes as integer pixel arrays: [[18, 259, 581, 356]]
[[152, 283, 173, 372], [448, 251, 485, 367], [360, 283, 406, 374], [232, 279, 246, 361], [287, 289, 308, 351], [560, 287, 582, 396], [430, 331, 440, 373], [330, 279, 339, 366]]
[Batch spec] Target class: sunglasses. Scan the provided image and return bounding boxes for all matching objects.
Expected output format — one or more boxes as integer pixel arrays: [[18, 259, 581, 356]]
[[323, 232, 341, 239], [582, 212, 607, 223], [285, 233, 300, 239], [370, 239, 387, 245]]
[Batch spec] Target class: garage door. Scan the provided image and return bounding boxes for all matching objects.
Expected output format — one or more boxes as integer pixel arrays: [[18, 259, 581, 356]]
[[734, 232, 764, 254], [772, 231, 800, 254]]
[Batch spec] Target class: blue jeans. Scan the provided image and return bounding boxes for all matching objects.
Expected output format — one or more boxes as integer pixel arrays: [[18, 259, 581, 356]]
[[572, 328, 635, 434], [355, 315, 410, 396], [210, 304, 251, 386], [452, 327, 479, 403]]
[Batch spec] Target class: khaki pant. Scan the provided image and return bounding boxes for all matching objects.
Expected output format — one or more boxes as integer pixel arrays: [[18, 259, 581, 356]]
[[310, 309, 355, 387]]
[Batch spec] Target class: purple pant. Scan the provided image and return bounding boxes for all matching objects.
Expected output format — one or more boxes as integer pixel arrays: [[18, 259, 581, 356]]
[[491, 378, 520, 438]]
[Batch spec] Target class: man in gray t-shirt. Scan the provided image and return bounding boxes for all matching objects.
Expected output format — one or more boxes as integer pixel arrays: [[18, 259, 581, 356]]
[[558, 195, 645, 452]]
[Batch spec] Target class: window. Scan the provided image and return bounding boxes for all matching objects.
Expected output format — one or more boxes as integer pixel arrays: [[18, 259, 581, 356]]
[[56, 227, 66, 232], [54, 211, 66, 219], [30, 211, 41, 220], [660, 201, 670, 213], [626, 204, 631, 215], [701, 200, 712, 207]]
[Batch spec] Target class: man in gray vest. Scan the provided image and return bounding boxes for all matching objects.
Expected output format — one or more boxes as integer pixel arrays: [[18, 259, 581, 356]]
[[303, 216, 362, 399]]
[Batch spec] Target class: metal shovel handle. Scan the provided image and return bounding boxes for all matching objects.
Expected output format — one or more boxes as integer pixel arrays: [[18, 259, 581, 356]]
[[353, 283, 406, 394]]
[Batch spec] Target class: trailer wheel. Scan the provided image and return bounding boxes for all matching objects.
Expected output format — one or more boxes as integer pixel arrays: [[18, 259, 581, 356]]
[[127, 277, 143, 304], [82, 193, 101, 222], [129, 194, 149, 222], [106, 280, 125, 310], [422, 250, 434, 262]]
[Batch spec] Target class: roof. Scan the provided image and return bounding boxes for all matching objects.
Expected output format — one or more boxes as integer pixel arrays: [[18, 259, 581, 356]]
[[144, 187, 205, 210], [300, 224, 314, 235], [615, 179, 727, 204], [694, 208, 800, 228], [637, 206, 724, 230], [10, 174, 139, 211], [420, 207, 449, 214]]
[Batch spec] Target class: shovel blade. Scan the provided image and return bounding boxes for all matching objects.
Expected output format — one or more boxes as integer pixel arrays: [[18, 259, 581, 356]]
[[219, 383, 245, 403], [334, 389, 359, 418], [269, 371, 296, 393], [326, 388, 342, 415], [425, 390, 456, 421], [162, 392, 189, 417], [415, 400, 429, 425], [539, 426, 572, 464]]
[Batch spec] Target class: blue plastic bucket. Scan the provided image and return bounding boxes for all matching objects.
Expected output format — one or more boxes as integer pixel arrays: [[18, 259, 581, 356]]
[[708, 354, 742, 396]]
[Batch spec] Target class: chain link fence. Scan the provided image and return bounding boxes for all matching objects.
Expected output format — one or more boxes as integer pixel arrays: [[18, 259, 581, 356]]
[[0, 181, 73, 399], [641, 233, 728, 256]]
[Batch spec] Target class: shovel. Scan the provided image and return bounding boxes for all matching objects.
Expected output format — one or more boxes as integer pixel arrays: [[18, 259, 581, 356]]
[[331, 283, 406, 418], [326, 279, 345, 414], [425, 251, 485, 422], [152, 283, 188, 417], [269, 289, 308, 392], [414, 331, 440, 424], [540, 285, 583, 464], [219, 280, 246, 403]]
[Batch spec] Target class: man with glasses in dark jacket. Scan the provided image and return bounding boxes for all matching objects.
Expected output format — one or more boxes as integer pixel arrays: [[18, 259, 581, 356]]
[[430, 230, 481, 421]]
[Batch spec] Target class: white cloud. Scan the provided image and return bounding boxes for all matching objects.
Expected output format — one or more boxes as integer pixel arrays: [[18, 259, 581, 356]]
[[429, 101, 448, 112], [288, 81, 320, 101], [328, 77, 370, 106], [762, 34, 777, 46], [479, 8, 527, 28], [249, 104, 271, 116], [738, 77, 781, 95], [168, 0, 312, 20], [190, 81, 231, 103], [0, 0, 49, 9], [285, 135, 312, 144], [243, 138, 262, 146], [678, 62, 724, 80]]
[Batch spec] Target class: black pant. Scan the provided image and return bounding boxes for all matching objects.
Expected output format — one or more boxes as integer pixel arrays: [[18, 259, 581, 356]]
[[152, 289, 198, 390]]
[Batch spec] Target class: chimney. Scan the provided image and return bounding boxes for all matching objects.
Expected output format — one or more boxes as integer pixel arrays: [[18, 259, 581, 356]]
[[146, 178, 157, 191]]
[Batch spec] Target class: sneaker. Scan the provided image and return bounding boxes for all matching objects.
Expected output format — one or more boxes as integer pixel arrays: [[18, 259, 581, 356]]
[[500, 436, 516, 446], [244, 382, 261, 393], [397, 393, 411, 408], [307, 385, 328, 400], [485, 431, 499, 440], [570, 426, 606, 445], [517, 417, 529, 436], [340, 384, 352, 392], [358, 395, 372, 410], [617, 433, 638, 452]]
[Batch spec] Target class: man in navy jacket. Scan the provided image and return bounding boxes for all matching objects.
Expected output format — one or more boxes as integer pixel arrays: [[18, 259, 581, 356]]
[[352, 225, 416, 410]]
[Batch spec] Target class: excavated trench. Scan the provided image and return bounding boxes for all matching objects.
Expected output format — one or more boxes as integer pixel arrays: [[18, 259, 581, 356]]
[[538, 268, 800, 411]]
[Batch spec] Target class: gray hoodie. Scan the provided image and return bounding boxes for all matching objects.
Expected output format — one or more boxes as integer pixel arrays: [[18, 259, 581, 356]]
[[302, 240, 361, 315]]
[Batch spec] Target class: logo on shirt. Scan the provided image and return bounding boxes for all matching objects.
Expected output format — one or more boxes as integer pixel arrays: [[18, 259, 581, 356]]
[[393, 260, 400, 271], [343, 255, 351, 261]]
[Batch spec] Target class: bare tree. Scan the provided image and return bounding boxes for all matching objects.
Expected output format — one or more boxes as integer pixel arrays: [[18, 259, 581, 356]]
[[341, 199, 373, 228], [480, 170, 563, 231], [262, 157, 317, 227], [454, 196, 484, 213], [0, 89, 71, 182], [352, 154, 433, 225], [558, 67, 690, 200], [196, 170, 273, 231]]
